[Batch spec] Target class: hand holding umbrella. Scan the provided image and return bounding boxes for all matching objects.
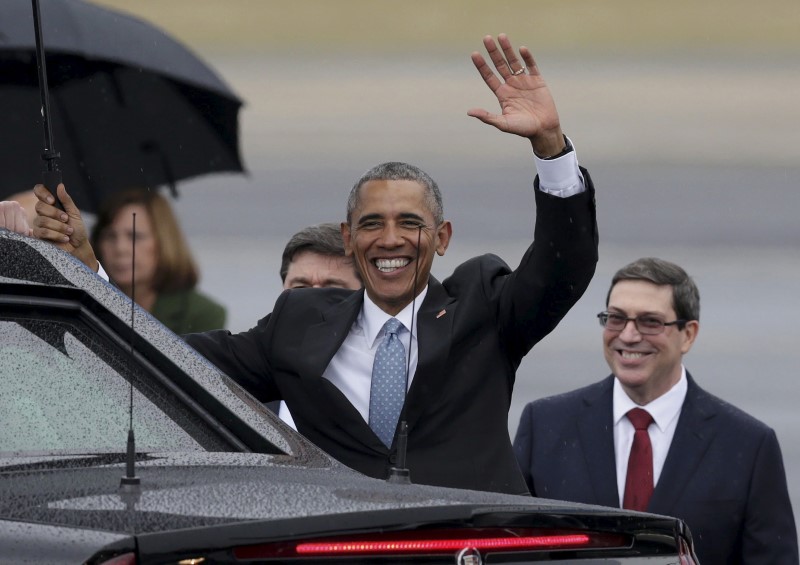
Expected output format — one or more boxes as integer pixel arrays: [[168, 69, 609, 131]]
[[1, 0, 245, 213], [33, 183, 99, 273]]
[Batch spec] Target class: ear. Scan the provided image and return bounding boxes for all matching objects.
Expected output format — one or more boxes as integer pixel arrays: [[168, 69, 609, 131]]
[[341, 222, 353, 257], [680, 320, 699, 354], [435, 221, 452, 256]]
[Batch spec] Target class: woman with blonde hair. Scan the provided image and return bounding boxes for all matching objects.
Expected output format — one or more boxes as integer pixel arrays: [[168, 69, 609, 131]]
[[91, 188, 225, 334]]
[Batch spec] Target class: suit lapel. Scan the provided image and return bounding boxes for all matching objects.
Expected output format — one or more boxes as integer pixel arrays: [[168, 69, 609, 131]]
[[293, 290, 389, 449], [649, 373, 717, 514], [293, 281, 459, 450], [578, 377, 621, 507], [404, 277, 457, 430], [299, 290, 363, 380]]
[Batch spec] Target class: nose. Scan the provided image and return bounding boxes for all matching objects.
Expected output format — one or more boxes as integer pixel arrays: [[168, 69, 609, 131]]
[[379, 222, 404, 248], [618, 318, 643, 341], [113, 235, 131, 254]]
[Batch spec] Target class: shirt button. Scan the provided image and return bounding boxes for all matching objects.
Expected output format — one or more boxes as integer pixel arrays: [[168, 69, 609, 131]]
[[388, 454, 397, 464]]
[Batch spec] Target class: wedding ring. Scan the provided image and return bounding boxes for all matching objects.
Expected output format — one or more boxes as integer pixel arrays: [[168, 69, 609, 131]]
[[511, 67, 525, 76]]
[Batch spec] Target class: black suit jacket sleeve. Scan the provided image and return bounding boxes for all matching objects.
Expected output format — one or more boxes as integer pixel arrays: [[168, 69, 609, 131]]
[[514, 402, 537, 494], [447, 168, 598, 373], [740, 427, 798, 564], [183, 294, 281, 402], [509, 172, 598, 365]]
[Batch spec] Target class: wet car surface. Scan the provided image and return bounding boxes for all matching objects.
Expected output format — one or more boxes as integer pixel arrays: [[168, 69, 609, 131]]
[[0, 229, 698, 564]]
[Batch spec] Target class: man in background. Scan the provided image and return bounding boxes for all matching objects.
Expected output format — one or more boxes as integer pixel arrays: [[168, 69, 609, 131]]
[[513, 257, 797, 564], [280, 223, 361, 291], [272, 222, 362, 427]]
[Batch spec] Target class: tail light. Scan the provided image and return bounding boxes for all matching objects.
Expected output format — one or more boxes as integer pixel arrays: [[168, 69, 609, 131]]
[[95, 553, 137, 565], [679, 535, 700, 564], [233, 528, 629, 559]]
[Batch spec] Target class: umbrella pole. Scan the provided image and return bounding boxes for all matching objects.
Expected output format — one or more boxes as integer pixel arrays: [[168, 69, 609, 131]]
[[31, 0, 64, 208]]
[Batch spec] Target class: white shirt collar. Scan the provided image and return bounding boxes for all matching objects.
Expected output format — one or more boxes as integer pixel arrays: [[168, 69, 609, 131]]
[[361, 286, 428, 347], [613, 366, 688, 432]]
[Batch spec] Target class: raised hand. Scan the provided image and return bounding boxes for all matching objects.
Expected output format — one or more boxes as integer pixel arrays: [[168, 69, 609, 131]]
[[32, 183, 99, 272], [468, 33, 565, 158]]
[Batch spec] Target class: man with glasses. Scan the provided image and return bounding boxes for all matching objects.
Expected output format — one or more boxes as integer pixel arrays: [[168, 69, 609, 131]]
[[513, 257, 797, 564]]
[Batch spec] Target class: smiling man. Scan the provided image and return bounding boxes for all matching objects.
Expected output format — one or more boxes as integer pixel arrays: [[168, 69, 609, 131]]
[[33, 34, 598, 494], [513, 257, 798, 564], [342, 171, 450, 316]]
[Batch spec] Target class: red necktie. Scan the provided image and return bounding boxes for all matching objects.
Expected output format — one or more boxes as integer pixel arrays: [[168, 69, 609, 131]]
[[623, 408, 654, 511]]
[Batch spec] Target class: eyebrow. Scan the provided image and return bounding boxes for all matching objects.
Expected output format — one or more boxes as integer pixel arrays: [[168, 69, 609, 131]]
[[355, 213, 381, 225], [356, 212, 427, 225], [607, 307, 667, 317], [288, 276, 350, 287]]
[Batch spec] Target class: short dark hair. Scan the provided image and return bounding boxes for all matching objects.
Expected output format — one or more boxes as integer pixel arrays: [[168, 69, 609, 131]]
[[346, 161, 444, 226], [280, 223, 352, 282], [607, 257, 700, 321]]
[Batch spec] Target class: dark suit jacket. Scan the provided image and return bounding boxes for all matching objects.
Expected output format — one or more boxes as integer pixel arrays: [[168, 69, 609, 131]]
[[186, 174, 598, 494], [514, 373, 798, 564]]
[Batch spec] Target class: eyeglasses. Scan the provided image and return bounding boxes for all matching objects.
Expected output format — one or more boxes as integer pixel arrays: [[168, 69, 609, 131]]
[[597, 311, 686, 335]]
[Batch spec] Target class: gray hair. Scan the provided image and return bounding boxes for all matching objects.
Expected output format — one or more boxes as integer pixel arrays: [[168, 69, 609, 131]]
[[607, 257, 700, 321], [346, 162, 444, 225], [280, 223, 351, 282]]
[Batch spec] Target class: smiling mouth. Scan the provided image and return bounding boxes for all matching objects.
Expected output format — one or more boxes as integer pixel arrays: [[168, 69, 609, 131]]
[[619, 351, 649, 359], [374, 258, 410, 273]]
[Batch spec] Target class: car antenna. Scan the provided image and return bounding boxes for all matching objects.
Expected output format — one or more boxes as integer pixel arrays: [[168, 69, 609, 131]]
[[120, 212, 140, 491], [386, 225, 423, 485]]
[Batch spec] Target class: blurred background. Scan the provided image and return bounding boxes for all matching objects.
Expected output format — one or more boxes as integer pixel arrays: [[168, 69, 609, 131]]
[[95, 0, 800, 527]]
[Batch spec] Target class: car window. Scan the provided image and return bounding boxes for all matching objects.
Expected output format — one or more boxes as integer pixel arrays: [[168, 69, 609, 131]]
[[0, 317, 224, 454]]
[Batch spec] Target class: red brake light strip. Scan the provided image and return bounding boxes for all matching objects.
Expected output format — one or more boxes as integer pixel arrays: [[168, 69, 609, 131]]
[[296, 534, 591, 554]]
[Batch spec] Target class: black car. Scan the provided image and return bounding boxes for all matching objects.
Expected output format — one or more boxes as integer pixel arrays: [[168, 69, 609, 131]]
[[0, 229, 699, 564]]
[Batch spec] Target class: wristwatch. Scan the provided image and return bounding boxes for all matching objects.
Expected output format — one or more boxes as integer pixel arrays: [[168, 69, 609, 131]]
[[543, 135, 573, 160]]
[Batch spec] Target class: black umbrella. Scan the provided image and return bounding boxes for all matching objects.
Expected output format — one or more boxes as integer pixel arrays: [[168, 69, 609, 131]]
[[0, 0, 245, 212]]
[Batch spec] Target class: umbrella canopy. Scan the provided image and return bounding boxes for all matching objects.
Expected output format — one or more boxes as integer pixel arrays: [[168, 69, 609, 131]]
[[0, 0, 245, 212]]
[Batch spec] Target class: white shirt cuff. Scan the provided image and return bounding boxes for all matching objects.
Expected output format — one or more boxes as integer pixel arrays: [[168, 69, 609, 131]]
[[96, 262, 110, 282], [534, 136, 585, 198]]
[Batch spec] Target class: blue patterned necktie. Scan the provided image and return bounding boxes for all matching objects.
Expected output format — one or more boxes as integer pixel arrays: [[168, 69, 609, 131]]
[[369, 317, 406, 447]]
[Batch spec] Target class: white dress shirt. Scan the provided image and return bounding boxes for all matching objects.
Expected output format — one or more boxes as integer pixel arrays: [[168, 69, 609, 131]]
[[612, 367, 688, 505], [278, 288, 426, 430], [279, 145, 585, 429]]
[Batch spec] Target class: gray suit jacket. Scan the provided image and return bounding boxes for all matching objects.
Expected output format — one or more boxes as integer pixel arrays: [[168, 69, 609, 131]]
[[187, 175, 598, 494], [514, 373, 798, 564]]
